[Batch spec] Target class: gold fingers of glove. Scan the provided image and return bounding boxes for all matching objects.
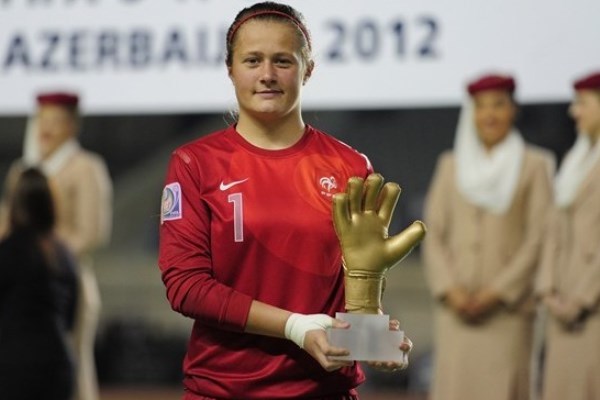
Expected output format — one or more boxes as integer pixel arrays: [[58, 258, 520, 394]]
[[333, 174, 426, 313]]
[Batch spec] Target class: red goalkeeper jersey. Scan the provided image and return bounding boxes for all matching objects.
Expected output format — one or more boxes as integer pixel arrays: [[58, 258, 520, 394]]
[[158, 124, 372, 399]]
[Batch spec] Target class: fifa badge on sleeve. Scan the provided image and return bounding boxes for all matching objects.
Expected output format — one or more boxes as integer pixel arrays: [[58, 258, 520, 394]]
[[161, 182, 182, 224]]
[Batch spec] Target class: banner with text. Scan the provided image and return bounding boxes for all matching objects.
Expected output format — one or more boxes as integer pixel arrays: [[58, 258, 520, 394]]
[[1, 0, 599, 114]]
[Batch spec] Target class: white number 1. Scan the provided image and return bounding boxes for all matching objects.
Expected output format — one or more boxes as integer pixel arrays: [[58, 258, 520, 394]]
[[228, 193, 244, 242]]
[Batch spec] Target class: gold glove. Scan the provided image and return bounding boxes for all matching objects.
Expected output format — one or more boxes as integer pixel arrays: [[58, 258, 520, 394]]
[[333, 174, 426, 314]]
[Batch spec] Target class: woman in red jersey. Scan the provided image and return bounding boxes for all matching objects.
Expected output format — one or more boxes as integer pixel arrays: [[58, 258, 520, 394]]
[[158, 2, 412, 399]]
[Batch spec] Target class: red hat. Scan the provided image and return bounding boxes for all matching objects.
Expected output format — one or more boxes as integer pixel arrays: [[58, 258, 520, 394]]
[[36, 92, 79, 107], [573, 72, 600, 91], [467, 74, 516, 95]]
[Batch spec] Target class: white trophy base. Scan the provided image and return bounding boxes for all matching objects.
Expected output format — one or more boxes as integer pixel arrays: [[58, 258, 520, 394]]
[[327, 312, 405, 362]]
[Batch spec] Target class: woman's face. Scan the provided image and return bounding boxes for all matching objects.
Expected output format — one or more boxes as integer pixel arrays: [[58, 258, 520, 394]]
[[569, 90, 600, 138], [473, 90, 516, 149], [228, 20, 311, 122], [36, 104, 77, 159]]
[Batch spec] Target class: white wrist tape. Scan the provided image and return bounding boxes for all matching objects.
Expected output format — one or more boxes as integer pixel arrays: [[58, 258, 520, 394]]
[[284, 313, 334, 349]]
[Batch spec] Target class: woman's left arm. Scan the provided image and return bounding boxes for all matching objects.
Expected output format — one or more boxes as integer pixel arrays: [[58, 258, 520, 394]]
[[487, 155, 554, 307], [60, 157, 112, 256], [571, 216, 600, 311]]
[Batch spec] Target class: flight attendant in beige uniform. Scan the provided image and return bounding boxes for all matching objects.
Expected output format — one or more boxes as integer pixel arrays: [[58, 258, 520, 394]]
[[536, 71, 600, 400], [423, 74, 553, 400], [0, 92, 112, 400]]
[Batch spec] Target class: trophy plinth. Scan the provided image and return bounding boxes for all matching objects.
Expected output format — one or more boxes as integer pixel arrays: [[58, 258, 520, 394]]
[[327, 312, 405, 362]]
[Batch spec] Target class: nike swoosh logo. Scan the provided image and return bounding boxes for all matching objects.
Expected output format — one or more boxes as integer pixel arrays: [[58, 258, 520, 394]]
[[219, 178, 249, 191]]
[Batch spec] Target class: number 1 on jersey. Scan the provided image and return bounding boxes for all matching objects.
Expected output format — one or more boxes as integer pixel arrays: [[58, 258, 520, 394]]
[[228, 193, 244, 242]]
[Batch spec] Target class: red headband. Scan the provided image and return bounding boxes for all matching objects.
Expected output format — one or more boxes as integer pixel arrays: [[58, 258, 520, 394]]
[[228, 10, 311, 50]]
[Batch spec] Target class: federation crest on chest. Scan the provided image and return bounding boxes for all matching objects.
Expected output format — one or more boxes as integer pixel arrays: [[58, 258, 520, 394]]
[[319, 175, 339, 198]]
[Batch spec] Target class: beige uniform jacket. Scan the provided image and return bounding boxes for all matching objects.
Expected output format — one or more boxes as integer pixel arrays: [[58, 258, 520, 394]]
[[536, 158, 600, 400], [0, 149, 112, 255], [423, 146, 553, 400]]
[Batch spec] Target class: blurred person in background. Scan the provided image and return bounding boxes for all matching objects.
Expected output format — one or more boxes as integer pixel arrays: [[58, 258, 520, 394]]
[[536, 71, 600, 400], [0, 92, 112, 400], [0, 168, 78, 400], [158, 2, 417, 399], [423, 74, 553, 400]]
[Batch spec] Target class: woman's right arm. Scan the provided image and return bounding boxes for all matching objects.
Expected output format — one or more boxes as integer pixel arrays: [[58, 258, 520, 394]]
[[246, 300, 352, 371], [535, 208, 558, 299], [0, 162, 24, 239], [423, 154, 461, 302]]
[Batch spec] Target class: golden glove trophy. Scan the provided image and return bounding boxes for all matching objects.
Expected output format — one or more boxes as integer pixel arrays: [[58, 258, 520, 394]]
[[328, 174, 426, 362]]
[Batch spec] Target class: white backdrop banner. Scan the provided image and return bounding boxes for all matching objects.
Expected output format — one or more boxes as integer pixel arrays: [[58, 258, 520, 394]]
[[1, 0, 599, 114]]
